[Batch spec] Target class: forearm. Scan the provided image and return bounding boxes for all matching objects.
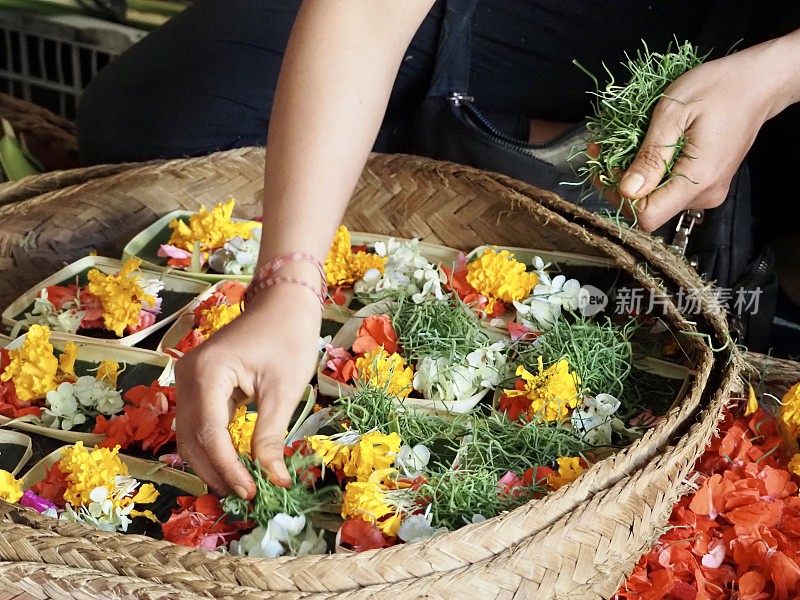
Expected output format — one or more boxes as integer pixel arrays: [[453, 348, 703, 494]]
[[258, 0, 433, 270]]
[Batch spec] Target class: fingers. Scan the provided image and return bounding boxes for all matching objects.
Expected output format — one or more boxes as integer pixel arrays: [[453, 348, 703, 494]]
[[251, 388, 296, 488], [634, 150, 730, 232], [175, 357, 255, 499], [619, 96, 690, 200]]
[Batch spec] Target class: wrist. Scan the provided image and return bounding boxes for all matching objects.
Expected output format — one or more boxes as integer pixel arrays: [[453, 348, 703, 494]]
[[245, 280, 324, 316], [759, 29, 800, 119], [245, 251, 327, 310]]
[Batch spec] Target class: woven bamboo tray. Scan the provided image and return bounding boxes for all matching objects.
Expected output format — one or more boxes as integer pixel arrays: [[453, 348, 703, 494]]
[[0, 430, 32, 476], [0, 150, 740, 599], [318, 300, 496, 414], [0, 331, 173, 445], [2, 256, 209, 346], [122, 209, 259, 284], [21, 447, 206, 498]]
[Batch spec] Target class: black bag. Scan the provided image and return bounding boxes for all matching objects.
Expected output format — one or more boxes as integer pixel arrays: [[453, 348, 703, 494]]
[[411, 0, 776, 348]]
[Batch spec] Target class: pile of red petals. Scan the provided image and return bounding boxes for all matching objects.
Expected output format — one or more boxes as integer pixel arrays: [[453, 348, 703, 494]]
[[93, 383, 177, 453], [161, 494, 250, 550], [615, 403, 800, 600]]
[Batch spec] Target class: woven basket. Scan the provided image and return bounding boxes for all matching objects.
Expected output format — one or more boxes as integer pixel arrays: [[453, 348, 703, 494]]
[[0, 94, 147, 208], [0, 94, 78, 172], [0, 149, 740, 599]]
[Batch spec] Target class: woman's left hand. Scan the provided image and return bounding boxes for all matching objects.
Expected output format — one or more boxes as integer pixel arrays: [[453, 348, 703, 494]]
[[616, 31, 800, 232]]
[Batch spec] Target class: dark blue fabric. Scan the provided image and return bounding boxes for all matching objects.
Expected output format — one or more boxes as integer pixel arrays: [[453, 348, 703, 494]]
[[77, 0, 716, 164]]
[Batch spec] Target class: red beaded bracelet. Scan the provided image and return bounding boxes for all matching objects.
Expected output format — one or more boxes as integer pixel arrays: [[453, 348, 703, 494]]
[[243, 252, 326, 308]]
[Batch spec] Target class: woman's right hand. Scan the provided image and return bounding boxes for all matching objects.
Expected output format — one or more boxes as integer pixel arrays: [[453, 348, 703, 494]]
[[175, 0, 436, 497], [174, 283, 322, 499]]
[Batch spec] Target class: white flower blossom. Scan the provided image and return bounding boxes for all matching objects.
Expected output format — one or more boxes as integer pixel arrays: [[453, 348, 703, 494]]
[[571, 393, 621, 446], [41, 376, 123, 430], [413, 341, 508, 403], [60, 477, 146, 533], [208, 228, 261, 275], [396, 444, 431, 477], [269, 513, 307, 543], [230, 513, 327, 558], [41, 382, 87, 431], [71, 376, 124, 415], [230, 525, 284, 558], [465, 342, 508, 388], [413, 357, 478, 402], [353, 238, 445, 303], [514, 260, 590, 330]]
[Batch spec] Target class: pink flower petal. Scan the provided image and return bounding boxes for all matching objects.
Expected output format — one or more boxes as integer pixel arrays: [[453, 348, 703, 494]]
[[157, 244, 193, 260], [507, 321, 537, 342]]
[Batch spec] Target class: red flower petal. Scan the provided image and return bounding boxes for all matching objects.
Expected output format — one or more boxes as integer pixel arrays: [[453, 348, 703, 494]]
[[339, 519, 392, 552]]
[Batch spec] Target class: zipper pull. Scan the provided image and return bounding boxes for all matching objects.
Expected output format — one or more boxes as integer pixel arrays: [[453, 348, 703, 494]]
[[448, 92, 474, 107]]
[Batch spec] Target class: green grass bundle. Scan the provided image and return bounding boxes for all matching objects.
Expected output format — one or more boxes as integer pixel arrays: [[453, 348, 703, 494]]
[[390, 295, 487, 362], [456, 411, 585, 475], [222, 454, 340, 527], [521, 316, 635, 398], [578, 41, 704, 192], [335, 384, 469, 448]]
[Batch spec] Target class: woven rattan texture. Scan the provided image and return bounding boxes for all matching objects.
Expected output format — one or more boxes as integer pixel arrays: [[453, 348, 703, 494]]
[[0, 94, 78, 172], [0, 149, 748, 599]]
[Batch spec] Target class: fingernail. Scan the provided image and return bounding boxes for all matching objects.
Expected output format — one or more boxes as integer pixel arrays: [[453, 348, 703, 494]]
[[234, 485, 249, 499], [268, 474, 291, 488], [621, 172, 645, 196]]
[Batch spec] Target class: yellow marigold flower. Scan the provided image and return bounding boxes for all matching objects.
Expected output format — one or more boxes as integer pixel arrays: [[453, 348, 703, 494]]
[[789, 453, 800, 478], [547, 457, 585, 490], [745, 383, 758, 416], [341, 479, 404, 537], [197, 303, 242, 339], [503, 358, 580, 422], [465, 248, 539, 313], [58, 341, 79, 382], [87, 258, 156, 337], [324, 225, 387, 287], [168, 199, 259, 252], [228, 406, 257, 458], [59, 442, 127, 508], [324, 225, 352, 286], [309, 431, 401, 481], [780, 382, 800, 439], [0, 469, 23, 503], [355, 349, 414, 399], [1, 324, 59, 402], [349, 431, 401, 481], [308, 434, 353, 474], [96, 361, 120, 388]]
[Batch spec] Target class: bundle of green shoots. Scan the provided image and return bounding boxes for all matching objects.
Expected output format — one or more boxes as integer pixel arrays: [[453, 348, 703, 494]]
[[578, 41, 704, 195], [0, 119, 43, 182], [336, 385, 586, 530]]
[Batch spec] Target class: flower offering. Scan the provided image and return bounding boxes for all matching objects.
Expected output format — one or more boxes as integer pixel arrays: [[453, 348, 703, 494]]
[[158, 199, 261, 275]]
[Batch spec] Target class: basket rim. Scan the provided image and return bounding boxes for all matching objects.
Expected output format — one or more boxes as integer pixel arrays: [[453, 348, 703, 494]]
[[0, 149, 742, 597]]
